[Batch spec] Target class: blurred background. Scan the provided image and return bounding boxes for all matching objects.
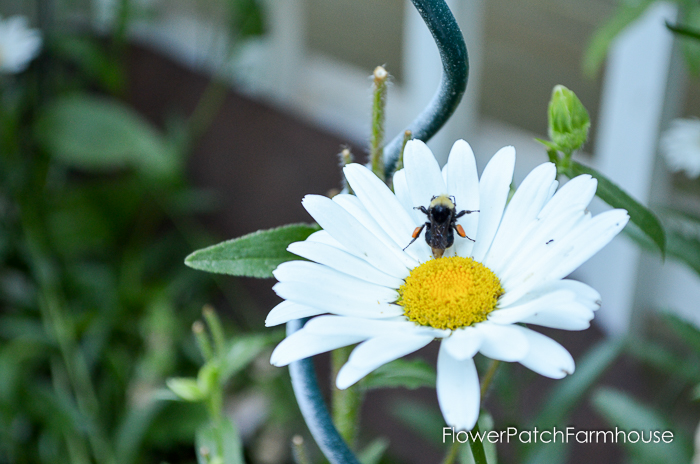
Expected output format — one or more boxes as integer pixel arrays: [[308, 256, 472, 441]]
[[3, 0, 700, 463]]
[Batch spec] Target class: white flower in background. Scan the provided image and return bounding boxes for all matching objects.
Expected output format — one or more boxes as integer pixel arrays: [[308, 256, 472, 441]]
[[0, 15, 42, 74], [660, 118, 700, 179], [267, 139, 628, 431]]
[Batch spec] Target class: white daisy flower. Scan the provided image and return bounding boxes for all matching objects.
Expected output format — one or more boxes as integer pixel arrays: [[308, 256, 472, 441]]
[[660, 118, 700, 179], [0, 15, 42, 74], [267, 139, 629, 431]]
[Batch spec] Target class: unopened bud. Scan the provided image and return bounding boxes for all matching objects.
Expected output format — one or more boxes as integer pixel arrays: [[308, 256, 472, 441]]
[[547, 85, 590, 153]]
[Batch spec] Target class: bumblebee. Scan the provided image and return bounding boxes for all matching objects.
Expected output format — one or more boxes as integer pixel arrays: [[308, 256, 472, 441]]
[[404, 195, 478, 259]]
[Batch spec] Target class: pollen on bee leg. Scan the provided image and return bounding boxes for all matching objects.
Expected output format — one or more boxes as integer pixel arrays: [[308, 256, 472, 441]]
[[456, 224, 466, 238], [412, 227, 422, 238]]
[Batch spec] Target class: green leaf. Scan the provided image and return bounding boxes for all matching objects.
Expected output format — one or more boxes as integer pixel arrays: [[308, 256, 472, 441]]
[[35, 94, 178, 178], [582, 0, 656, 77], [660, 312, 700, 356], [568, 161, 665, 257], [52, 35, 125, 94], [197, 362, 219, 397], [166, 378, 205, 402], [680, 6, 700, 76], [228, 0, 265, 38], [361, 358, 436, 390], [522, 442, 569, 464], [185, 223, 320, 278], [114, 401, 164, 464], [391, 399, 446, 447], [358, 437, 389, 464], [220, 333, 277, 384], [658, 209, 700, 276], [592, 388, 692, 464], [666, 21, 700, 42], [625, 337, 700, 384], [692, 383, 700, 401], [195, 419, 244, 464]]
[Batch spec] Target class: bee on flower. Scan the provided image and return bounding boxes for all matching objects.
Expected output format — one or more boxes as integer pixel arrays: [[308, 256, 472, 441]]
[[267, 139, 628, 431]]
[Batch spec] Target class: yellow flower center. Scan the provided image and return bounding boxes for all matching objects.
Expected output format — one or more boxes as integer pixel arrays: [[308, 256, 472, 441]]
[[398, 256, 504, 330]]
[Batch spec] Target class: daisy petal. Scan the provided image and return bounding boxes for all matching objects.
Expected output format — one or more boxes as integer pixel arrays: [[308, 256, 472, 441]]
[[515, 327, 575, 379], [545, 209, 630, 281], [304, 315, 445, 338], [404, 140, 447, 211], [471, 146, 516, 261], [520, 303, 594, 330], [394, 169, 422, 224], [484, 162, 557, 271], [437, 343, 480, 431], [302, 194, 410, 278], [476, 322, 529, 362], [270, 329, 367, 366], [265, 300, 326, 327], [344, 164, 417, 248], [273, 281, 403, 319], [306, 230, 345, 249], [336, 334, 435, 389], [488, 290, 577, 325], [287, 241, 404, 288], [500, 209, 629, 305], [496, 207, 587, 294], [273, 261, 397, 299], [333, 194, 418, 269], [504, 279, 601, 311], [537, 175, 597, 220], [443, 326, 483, 360], [445, 140, 480, 257]]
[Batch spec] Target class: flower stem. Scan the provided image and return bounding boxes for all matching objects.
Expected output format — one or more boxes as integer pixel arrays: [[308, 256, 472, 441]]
[[331, 346, 363, 448], [441, 441, 461, 464], [480, 360, 500, 398], [291, 435, 311, 464], [370, 66, 388, 181], [468, 423, 488, 464]]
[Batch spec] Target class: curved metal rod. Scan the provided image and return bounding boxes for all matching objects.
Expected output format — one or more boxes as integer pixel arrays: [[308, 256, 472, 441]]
[[383, 0, 469, 174], [288, 2, 468, 462], [287, 319, 360, 464]]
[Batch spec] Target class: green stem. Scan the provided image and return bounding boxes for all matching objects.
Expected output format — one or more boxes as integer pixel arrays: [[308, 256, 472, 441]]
[[370, 66, 388, 180], [193, 321, 214, 362], [187, 79, 230, 147], [467, 423, 488, 464], [441, 441, 461, 464], [331, 346, 363, 448], [480, 360, 500, 398], [204, 369, 225, 461], [203, 306, 226, 358], [291, 435, 312, 464]]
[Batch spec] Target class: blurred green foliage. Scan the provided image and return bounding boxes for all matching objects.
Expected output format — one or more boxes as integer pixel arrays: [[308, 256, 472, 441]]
[[0, 1, 307, 463]]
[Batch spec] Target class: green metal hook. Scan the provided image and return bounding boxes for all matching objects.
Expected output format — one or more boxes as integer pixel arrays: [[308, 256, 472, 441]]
[[384, 0, 469, 174]]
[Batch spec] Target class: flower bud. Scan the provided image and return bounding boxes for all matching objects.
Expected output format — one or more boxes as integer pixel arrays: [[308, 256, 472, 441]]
[[547, 85, 590, 153]]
